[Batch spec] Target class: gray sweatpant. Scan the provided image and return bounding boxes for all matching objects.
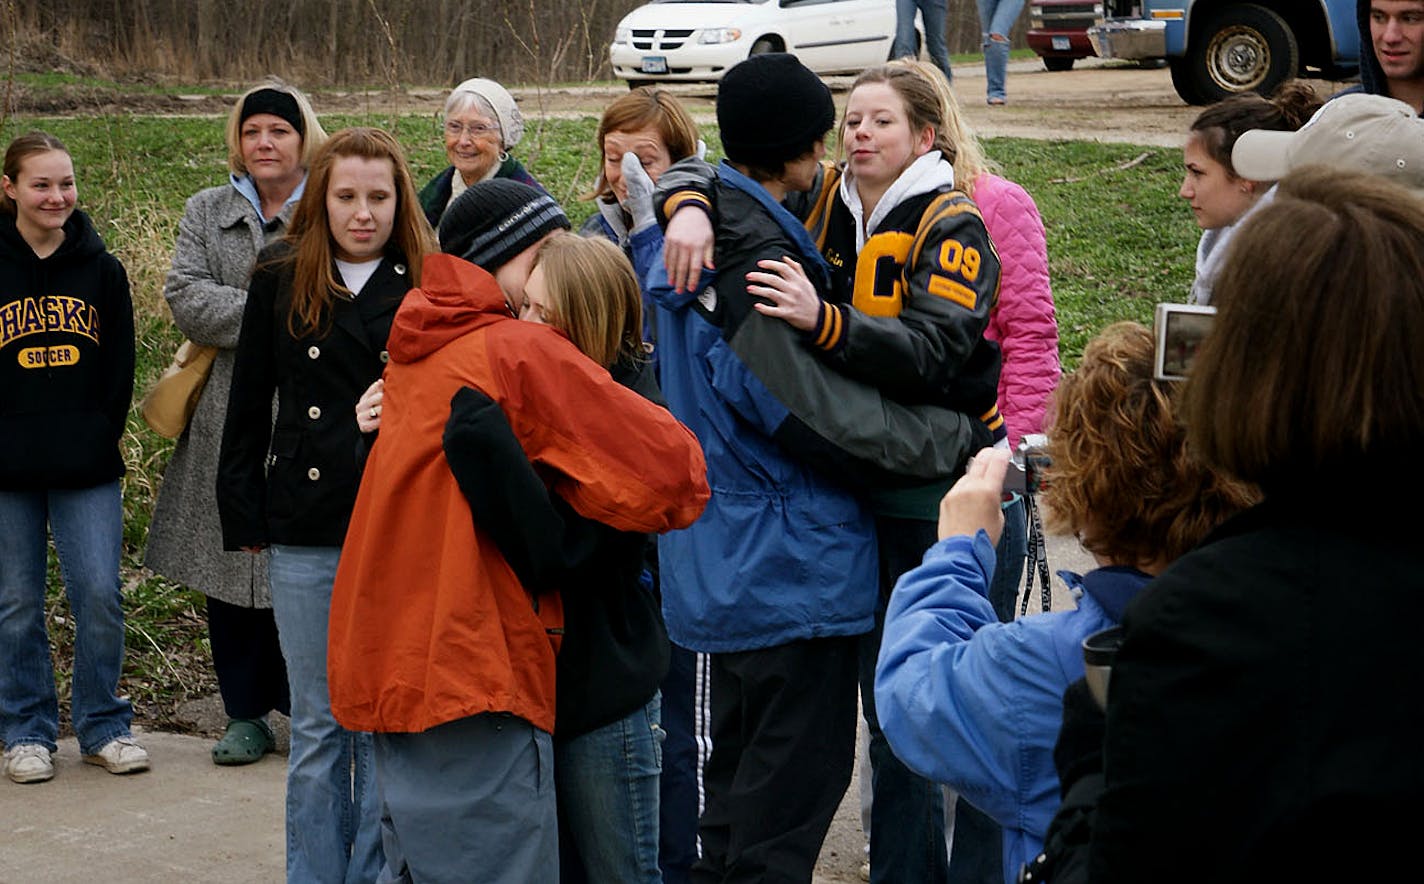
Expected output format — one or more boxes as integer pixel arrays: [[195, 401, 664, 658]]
[[374, 712, 557, 883]]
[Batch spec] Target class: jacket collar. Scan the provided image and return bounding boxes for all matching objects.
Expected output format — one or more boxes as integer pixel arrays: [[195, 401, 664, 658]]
[[1060, 566, 1153, 623], [225, 173, 307, 227], [839, 150, 954, 250], [718, 160, 832, 289], [328, 255, 409, 351]]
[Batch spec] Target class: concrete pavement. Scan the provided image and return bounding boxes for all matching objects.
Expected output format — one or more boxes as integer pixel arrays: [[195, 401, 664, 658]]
[[0, 731, 285, 883]]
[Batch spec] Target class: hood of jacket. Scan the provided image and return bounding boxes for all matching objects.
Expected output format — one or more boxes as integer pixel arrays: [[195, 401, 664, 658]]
[[0, 208, 106, 270], [839, 150, 955, 252], [1359, 0, 1389, 96], [386, 253, 511, 363]]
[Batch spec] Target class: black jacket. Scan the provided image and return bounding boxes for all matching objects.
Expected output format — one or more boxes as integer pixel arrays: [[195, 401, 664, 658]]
[[442, 360, 670, 740], [1089, 475, 1424, 882], [217, 244, 410, 549], [0, 209, 133, 491]]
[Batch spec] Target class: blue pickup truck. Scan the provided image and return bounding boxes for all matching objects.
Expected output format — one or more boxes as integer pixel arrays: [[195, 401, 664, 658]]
[[1089, 0, 1360, 105]]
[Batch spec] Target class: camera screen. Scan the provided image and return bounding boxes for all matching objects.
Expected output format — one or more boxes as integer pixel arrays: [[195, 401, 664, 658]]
[[1154, 304, 1216, 381]]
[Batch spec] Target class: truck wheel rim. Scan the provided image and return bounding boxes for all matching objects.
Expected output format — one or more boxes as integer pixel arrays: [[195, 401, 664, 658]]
[[1206, 26, 1270, 92]]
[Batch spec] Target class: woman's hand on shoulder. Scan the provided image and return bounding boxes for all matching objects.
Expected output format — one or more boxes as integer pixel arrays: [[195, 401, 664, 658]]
[[748, 256, 821, 332], [663, 208, 715, 294]]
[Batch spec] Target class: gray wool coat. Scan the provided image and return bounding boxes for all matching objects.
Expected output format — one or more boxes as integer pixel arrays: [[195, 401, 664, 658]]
[[143, 183, 296, 608]]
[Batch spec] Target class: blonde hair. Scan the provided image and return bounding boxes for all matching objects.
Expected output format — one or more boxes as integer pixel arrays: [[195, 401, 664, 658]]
[[532, 233, 643, 369], [224, 78, 328, 177], [847, 59, 998, 196]]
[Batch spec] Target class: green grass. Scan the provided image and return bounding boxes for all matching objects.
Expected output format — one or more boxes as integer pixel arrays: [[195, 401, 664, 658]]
[[4, 111, 1195, 732]]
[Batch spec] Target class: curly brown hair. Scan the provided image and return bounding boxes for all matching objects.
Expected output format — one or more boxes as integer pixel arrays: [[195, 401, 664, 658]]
[[1042, 322, 1257, 568]]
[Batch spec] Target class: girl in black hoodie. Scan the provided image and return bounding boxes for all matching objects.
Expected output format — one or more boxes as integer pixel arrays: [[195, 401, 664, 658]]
[[0, 131, 141, 784]]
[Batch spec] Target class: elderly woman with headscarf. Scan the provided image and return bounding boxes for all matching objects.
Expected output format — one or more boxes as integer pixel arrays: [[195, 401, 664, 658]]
[[419, 77, 545, 228]]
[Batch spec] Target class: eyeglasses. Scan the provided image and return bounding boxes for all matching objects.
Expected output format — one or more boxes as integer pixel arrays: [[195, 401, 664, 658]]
[[443, 120, 500, 140]]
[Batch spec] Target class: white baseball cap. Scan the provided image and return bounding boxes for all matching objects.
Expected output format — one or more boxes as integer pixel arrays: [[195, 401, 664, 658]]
[[1231, 93, 1424, 191]]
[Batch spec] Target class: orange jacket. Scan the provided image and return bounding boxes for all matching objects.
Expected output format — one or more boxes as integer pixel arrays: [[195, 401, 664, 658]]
[[328, 255, 709, 734]]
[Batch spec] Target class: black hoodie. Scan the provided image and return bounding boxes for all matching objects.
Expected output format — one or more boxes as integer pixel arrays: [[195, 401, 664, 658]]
[[0, 208, 134, 490], [1358, 0, 1391, 96]]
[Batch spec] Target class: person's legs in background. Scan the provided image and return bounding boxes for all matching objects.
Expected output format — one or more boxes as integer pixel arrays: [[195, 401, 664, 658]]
[[919, 0, 955, 84], [947, 797, 1004, 884], [892, 0, 924, 61], [979, 0, 1026, 104], [693, 638, 859, 884], [269, 544, 383, 884], [660, 644, 704, 884], [859, 516, 949, 884], [987, 496, 1028, 622], [207, 594, 290, 764]]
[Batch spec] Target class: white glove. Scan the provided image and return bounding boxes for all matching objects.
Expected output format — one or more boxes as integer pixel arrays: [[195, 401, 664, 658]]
[[621, 152, 658, 233]]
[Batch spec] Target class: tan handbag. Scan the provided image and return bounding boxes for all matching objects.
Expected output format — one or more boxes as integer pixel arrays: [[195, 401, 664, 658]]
[[139, 339, 219, 439]]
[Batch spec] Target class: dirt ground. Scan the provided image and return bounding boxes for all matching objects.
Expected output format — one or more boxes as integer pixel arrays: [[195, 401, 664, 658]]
[[20, 57, 1355, 150]]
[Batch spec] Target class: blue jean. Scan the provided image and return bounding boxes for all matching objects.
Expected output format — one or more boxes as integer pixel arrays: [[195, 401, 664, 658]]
[[988, 496, 1028, 623], [558, 694, 665, 883], [0, 482, 132, 755], [977, 0, 1026, 101], [269, 545, 383, 884], [860, 517, 949, 884], [894, 0, 953, 83]]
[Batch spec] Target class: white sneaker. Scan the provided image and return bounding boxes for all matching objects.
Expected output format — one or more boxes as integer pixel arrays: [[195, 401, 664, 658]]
[[859, 861, 871, 882], [4, 743, 55, 783], [83, 736, 150, 775]]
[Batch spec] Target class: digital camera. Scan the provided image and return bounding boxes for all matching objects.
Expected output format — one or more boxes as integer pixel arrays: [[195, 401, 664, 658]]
[[1003, 433, 1050, 495], [1153, 303, 1216, 382]]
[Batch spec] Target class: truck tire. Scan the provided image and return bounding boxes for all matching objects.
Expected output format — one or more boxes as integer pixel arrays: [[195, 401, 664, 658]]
[[1169, 3, 1299, 105], [1043, 57, 1075, 72]]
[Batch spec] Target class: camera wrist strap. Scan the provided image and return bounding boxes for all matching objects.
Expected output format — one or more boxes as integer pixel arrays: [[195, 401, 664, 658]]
[[1019, 493, 1053, 617]]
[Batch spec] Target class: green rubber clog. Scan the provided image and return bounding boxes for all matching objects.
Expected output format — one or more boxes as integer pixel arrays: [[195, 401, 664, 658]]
[[211, 717, 275, 766]]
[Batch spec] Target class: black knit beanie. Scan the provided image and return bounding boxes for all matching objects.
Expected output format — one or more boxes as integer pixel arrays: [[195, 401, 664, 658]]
[[717, 53, 834, 170], [438, 180, 571, 272], [240, 88, 304, 136]]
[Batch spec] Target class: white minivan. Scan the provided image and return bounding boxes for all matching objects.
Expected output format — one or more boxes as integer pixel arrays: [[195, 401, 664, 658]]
[[609, 0, 903, 87]]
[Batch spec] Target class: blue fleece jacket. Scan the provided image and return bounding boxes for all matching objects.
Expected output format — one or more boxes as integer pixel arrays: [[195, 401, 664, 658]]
[[876, 530, 1151, 883]]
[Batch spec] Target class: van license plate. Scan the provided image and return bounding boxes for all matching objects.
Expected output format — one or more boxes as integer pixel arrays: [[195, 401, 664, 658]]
[[641, 56, 668, 74], [1051, 36, 1071, 50]]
